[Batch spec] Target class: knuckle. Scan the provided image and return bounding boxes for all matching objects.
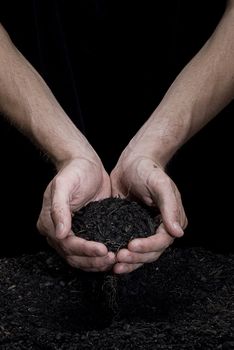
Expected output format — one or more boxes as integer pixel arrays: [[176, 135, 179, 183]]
[[36, 218, 47, 236], [51, 204, 63, 220], [147, 172, 171, 189], [160, 175, 171, 187], [162, 237, 174, 250]]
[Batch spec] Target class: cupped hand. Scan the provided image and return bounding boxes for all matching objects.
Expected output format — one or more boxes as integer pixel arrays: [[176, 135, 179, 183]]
[[37, 157, 116, 271], [110, 155, 188, 274]]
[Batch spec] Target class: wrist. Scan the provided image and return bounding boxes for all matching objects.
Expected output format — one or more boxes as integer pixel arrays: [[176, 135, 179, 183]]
[[124, 108, 192, 168], [26, 106, 101, 170], [53, 145, 102, 172]]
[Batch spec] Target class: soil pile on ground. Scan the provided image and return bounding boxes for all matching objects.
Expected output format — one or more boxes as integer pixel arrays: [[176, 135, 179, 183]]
[[0, 246, 234, 349], [72, 197, 159, 251]]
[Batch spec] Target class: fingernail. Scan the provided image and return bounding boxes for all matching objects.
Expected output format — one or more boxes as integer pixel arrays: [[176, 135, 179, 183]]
[[173, 222, 184, 237], [56, 223, 64, 238]]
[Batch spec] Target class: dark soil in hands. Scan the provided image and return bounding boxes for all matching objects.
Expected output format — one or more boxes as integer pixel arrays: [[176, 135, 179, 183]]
[[72, 197, 160, 311], [72, 197, 160, 251], [0, 247, 234, 349]]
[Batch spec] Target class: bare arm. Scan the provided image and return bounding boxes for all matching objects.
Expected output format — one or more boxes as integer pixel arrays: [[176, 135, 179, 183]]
[[127, 0, 234, 167], [111, 0, 234, 273], [0, 23, 97, 167], [0, 24, 115, 272]]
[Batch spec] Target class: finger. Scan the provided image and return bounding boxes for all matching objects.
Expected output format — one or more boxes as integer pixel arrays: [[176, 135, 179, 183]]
[[66, 252, 116, 271], [50, 177, 73, 239], [37, 215, 53, 237], [128, 223, 174, 253], [47, 237, 116, 271], [116, 248, 161, 264], [75, 266, 113, 273], [149, 174, 185, 237], [59, 235, 108, 257], [180, 205, 188, 230], [113, 262, 143, 274]]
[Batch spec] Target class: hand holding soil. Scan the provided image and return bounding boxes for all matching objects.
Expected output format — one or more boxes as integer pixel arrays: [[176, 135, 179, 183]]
[[37, 158, 115, 273], [72, 197, 161, 309], [72, 197, 161, 272], [110, 156, 186, 273]]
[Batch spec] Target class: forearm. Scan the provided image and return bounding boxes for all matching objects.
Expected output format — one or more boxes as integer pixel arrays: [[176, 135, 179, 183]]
[[0, 24, 97, 168], [129, 1, 234, 167]]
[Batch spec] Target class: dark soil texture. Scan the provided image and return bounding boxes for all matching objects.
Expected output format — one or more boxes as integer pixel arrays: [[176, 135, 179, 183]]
[[72, 197, 159, 252], [1, 246, 234, 350]]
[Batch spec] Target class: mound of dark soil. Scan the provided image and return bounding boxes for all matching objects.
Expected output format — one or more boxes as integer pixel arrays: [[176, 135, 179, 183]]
[[72, 197, 159, 251], [0, 246, 234, 349]]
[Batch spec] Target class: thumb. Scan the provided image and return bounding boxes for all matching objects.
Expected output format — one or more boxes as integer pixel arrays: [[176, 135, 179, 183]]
[[50, 183, 72, 239], [151, 185, 184, 238], [51, 203, 71, 239], [159, 200, 184, 238]]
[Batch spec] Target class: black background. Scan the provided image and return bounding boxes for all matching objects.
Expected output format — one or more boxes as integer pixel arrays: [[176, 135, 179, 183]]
[[0, 0, 233, 255]]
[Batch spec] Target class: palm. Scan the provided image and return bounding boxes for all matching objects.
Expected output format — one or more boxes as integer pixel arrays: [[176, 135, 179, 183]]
[[110, 155, 187, 274], [37, 158, 115, 272], [57, 158, 111, 212]]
